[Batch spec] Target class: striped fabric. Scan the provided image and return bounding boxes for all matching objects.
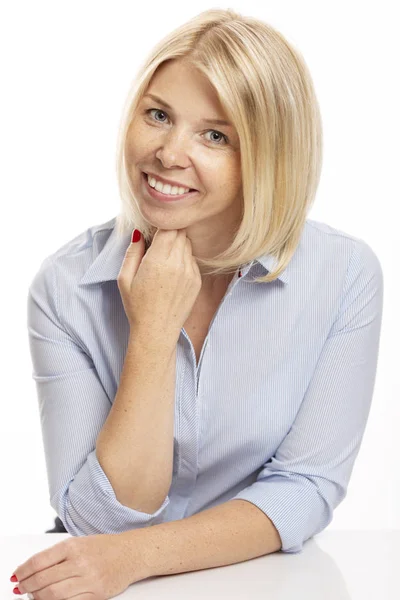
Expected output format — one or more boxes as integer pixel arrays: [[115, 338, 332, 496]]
[[27, 216, 384, 553]]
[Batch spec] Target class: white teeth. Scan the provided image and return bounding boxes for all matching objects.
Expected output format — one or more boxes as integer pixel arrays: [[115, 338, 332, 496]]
[[146, 173, 190, 195]]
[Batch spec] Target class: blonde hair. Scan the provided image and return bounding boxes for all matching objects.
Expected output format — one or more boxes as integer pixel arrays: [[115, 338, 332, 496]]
[[115, 8, 323, 283]]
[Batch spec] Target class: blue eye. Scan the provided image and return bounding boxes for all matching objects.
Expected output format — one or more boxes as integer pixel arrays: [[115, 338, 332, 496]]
[[148, 108, 168, 123], [145, 108, 229, 145], [204, 130, 228, 145]]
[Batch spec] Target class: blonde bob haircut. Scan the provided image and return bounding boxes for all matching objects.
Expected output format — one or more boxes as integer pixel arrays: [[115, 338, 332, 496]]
[[115, 8, 323, 284]]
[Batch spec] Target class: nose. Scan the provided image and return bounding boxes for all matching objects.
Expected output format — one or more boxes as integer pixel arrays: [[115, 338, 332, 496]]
[[155, 129, 192, 169]]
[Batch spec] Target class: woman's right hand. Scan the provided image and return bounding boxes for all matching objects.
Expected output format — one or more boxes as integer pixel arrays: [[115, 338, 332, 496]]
[[117, 228, 203, 343]]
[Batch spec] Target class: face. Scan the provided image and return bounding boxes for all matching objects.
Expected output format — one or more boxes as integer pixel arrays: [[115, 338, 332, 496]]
[[124, 58, 243, 248]]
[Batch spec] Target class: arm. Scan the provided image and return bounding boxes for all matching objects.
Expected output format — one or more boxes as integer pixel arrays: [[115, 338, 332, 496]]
[[123, 239, 383, 575], [227, 240, 384, 553], [126, 499, 282, 578], [27, 258, 174, 535], [96, 335, 177, 513]]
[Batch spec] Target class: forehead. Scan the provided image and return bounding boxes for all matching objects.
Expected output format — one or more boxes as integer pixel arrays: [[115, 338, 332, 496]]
[[142, 92, 233, 128], [142, 59, 232, 124]]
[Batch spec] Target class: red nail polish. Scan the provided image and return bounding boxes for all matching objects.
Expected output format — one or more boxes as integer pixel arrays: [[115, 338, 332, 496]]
[[13, 586, 21, 594], [10, 574, 18, 582], [132, 229, 141, 243]]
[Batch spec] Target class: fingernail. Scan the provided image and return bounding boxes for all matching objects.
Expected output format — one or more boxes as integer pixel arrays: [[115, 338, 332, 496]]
[[13, 586, 21, 594], [132, 229, 141, 243], [10, 574, 18, 582]]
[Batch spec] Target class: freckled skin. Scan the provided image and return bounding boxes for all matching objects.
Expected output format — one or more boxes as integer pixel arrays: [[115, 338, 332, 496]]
[[124, 58, 243, 295]]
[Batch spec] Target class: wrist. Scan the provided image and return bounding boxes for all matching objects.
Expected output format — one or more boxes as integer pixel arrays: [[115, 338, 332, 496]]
[[118, 528, 157, 582], [128, 330, 178, 355]]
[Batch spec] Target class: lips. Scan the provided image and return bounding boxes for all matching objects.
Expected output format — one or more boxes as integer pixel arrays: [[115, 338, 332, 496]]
[[144, 171, 197, 191], [142, 171, 198, 202]]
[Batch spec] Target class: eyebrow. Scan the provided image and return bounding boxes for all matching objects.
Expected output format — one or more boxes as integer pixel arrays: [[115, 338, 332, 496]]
[[143, 93, 233, 127]]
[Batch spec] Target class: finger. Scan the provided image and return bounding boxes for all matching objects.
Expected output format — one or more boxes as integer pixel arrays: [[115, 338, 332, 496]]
[[147, 228, 179, 261], [117, 229, 146, 283], [186, 237, 200, 276], [170, 229, 189, 263], [22, 573, 88, 600], [16, 560, 76, 596], [12, 540, 68, 586]]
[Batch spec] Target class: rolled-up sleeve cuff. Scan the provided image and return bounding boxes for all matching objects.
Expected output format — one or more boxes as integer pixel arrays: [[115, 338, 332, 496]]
[[57, 449, 170, 535], [231, 474, 332, 554]]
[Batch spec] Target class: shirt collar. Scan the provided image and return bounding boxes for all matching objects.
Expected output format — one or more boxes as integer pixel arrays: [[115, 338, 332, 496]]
[[79, 222, 291, 287]]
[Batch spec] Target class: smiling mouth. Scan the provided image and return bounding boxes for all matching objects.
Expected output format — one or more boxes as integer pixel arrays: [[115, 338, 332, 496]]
[[144, 172, 197, 193], [142, 171, 199, 201]]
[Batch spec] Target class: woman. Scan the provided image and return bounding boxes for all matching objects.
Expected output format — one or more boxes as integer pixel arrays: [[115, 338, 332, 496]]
[[20, 7, 383, 599]]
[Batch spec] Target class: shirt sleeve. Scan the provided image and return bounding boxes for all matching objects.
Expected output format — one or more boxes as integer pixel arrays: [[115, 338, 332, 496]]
[[27, 257, 170, 536], [231, 239, 384, 554]]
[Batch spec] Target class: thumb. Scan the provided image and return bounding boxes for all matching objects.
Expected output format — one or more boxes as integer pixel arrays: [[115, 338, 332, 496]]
[[131, 228, 144, 246], [128, 228, 146, 257], [118, 229, 145, 280]]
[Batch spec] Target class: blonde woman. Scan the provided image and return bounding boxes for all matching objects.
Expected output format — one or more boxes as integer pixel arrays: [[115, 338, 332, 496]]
[[16, 8, 383, 599]]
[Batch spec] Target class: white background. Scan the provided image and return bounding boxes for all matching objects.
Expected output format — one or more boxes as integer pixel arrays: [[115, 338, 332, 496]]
[[0, 1, 397, 534]]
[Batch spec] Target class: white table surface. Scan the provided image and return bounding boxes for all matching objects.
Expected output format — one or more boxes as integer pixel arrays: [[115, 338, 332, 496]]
[[1, 530, 398, 598]]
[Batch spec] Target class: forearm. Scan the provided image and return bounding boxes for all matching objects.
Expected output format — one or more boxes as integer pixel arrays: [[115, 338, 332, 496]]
[[96, 334, 177, 513], [133, 499, 282, 578]]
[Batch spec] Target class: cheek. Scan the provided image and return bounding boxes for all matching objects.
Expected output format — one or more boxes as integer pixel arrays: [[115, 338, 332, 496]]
[[124, 130, 138, 162], [210, 178, 241, 202], [125, 119, 148, 157], [199, 165, 241, 198], [217, 161, 242, 193]]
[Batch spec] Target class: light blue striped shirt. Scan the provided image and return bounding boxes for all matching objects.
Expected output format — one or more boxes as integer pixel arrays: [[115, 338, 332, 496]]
[[27, 216, 384, 553]]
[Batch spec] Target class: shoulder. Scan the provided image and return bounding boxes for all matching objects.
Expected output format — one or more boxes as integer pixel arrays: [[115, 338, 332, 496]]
[[303, 218, 383, 281], [29, 217, 116, 288], [27, 217, 118, 338]]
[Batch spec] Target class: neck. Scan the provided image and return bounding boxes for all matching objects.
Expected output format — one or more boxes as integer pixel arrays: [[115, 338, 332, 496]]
[[199, 272, 235, 299]]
